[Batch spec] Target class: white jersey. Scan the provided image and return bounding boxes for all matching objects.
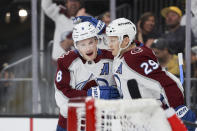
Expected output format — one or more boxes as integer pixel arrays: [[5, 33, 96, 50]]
[[55, 49, 116, 118], [42, 0, 74, 61], [113, 45, 184, 109]]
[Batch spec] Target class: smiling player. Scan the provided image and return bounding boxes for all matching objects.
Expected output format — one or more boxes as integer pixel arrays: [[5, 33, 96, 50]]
[[54, 21, 118, 131]]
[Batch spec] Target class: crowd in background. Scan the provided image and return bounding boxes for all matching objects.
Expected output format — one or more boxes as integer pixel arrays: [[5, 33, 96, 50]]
[[40, 0, 197, 78], [45, 3, 197, 78], [136, 6, 197, 77]]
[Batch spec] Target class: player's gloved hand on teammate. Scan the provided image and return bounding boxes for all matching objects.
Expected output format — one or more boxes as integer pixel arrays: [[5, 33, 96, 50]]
[[73, 16, 106, 35], [87, 86, 120, 99], [175, 105, 196, 131], [82, 80, 98, 91]]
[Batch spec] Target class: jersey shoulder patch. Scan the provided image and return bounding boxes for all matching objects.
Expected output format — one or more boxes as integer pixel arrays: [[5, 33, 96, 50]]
[[130, 47, 144, 55], [124, 46, 158, 61], [122, 47, 144, 62]]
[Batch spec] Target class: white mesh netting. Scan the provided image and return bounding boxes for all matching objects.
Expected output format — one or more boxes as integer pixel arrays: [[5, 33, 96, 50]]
[[68, 98, 173, 131], [93, 99, 171, 131]]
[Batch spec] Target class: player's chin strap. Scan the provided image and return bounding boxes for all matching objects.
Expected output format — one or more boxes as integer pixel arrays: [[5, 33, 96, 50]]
[[114, 37, 133, 59], [114, 38, 144, 59]]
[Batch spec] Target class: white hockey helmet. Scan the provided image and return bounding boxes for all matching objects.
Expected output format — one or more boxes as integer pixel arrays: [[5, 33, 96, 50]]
[[106, 18, 137, 57], [72, 21, 98, 49], [106, 18, 136, 44]]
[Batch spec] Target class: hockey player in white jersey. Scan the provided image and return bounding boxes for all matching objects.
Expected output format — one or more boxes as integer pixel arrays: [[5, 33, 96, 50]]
[[105, 17, 196, 131], [54, 21, 119, 131]]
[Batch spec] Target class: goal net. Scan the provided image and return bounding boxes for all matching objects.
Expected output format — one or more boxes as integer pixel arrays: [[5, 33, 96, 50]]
[[67, 97, 185, 131]]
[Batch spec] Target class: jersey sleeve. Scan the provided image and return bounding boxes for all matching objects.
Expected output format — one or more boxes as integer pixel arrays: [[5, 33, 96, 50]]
[[55, 54, 88, 98], [124, 46, 160, 75], [124, 46, 184, 108], [41, 0, 60, 21]]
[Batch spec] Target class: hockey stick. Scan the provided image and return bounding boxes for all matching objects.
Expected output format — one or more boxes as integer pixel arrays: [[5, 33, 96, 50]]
[[178, 53, 197, 129], [178, 53, 184, 84]]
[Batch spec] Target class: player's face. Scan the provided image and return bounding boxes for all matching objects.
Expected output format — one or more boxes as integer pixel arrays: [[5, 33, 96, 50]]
[[107, 36, 120, 56], [77, 37, 98, 61]]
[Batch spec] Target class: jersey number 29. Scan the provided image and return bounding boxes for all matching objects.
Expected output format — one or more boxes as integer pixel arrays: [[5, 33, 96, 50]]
[[140, 60, 159, 75]]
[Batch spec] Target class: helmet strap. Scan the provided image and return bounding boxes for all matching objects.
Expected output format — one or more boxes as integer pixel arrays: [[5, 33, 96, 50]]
[[115, 36, 131, 59]]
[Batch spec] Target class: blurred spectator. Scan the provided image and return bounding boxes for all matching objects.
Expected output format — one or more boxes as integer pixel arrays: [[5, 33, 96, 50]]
[[97, 11, 111, 26], [0, 63, 15, 88], [191, 46, 197, 77], [151, 38, 180, 77], [136, 12, 161, 47], [161, 6, 196, 55], [42, 0, 88, 61], [0, 63, 14, 112], [181, 0, 197, 43]]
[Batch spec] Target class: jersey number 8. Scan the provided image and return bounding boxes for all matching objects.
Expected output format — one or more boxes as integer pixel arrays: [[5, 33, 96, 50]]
[[56, 70, 62, 82]]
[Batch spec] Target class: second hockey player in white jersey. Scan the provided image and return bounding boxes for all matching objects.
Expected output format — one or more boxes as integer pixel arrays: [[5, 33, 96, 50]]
[[106, 18, 184, 107], [106, 18, 196, 131]]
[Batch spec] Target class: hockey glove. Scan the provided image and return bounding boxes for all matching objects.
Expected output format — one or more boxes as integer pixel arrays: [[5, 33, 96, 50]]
[[175, 105, 196, 131], [165, 108, 187, 131], [73, 16, 106, 35], [87, 86, 120, 99]]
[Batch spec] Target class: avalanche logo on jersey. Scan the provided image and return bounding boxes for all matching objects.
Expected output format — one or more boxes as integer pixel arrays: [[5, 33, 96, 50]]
[[116, 62, 122, 74], [75, 80, 87, 90], [75, 79, 92, 90], [131, 47, 143, 54], [75, 74, 94, 90], [100, 63, 109, 75]]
